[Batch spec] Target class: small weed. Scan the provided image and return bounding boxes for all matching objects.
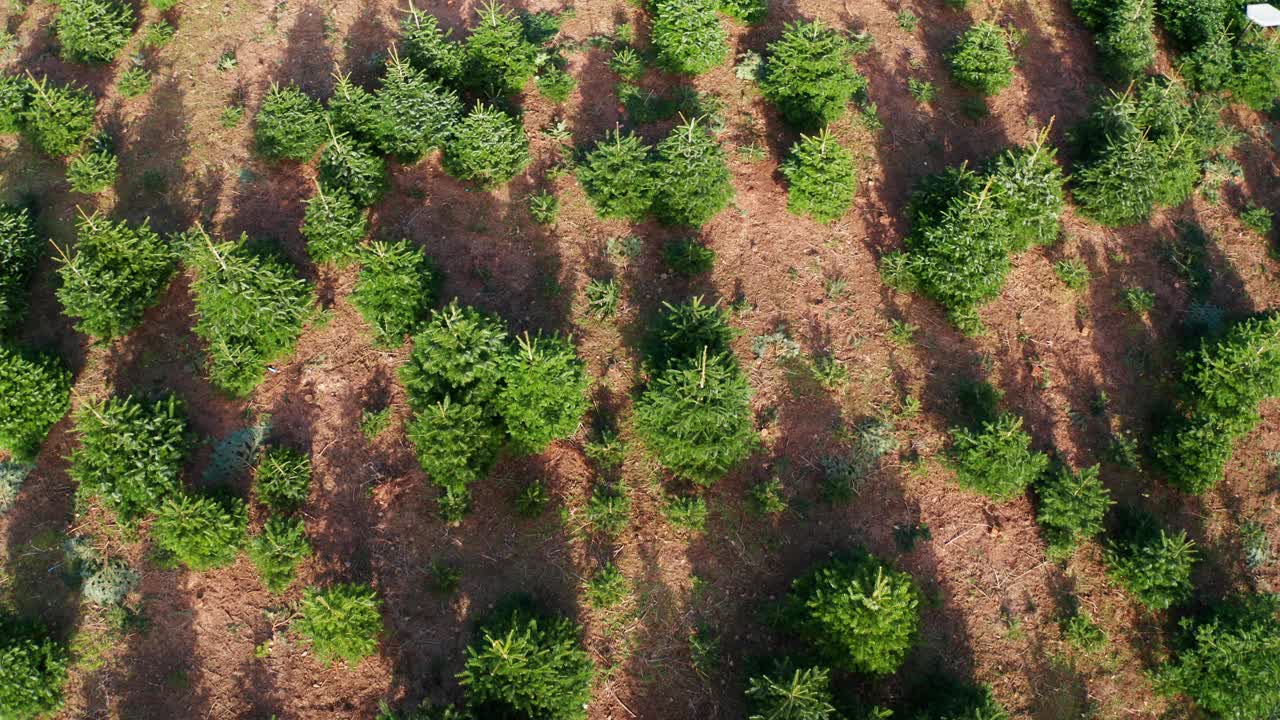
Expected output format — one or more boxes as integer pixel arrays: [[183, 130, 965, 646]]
[[824, 277, 847, 300], [1241, 519, 1271, 569], [515, 481, 549, 518], [359, 407, 391, 440], [220, 105, 245, 128], [959, 96, 989, 120], [586, 563, 629, 608], [888, 318, 917, 346], [584, 278, 621, 320], [607, 234, 642, 261], [809, 354, 847, 388], [1241, 204, 1274, 237], [141, 20, 175, 48], [254, 639, 272, 658], [1061, 611, 1107, 653], [216, 50, 238, 72], [663, 493, 707, 532], [527, 190, 559, 225], [427, 561, 461, 594], [907, 77, 936, 104], [749, 476, 787, 515], [1053, 258, 1090, 292], [689, 624, 720, 676], [897, 9, 919, 32], [1123, 287, 1155, 316], [893, 522, 932, 552], [584, 430, 626, 469], [117, 67, 151, 98]]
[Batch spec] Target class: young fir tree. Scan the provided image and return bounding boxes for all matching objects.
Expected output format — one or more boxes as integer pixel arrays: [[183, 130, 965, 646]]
[[1096, 0, 1157, 80], [55, 0, 134, 64], [948, 22, 1016, 95], [0, 74, 26, 134], [254, 83, 327, 161], [1156, 592, 1280, 718], [1104, 510, 1198, 610], [760, 20, 868, 130], [0, 204, 40, 332], [441, 103, 530, 189], [55, 213, 176, 340], [400, 301, 510, 409], [985, 132, 1066, 250], [576, 129, 654, 221], [152, 491, 248, 571], [780, 129, 857, 223], [301, 184, 369, 266], [0, 616, 68, 719], [462, 0, 538, 95], [66, 139, 118, 194], [1229, 28, 1280, 111], [1155, 312, 1280, 493], [406, 396, 505, 522], [327, 73, 384, 147], [182, 227, 316, 396], [787, 552, 921, 674], [745, 665, 841, 720], [22, 75, 96, 157], [644, 296, 737, 372], [948, 413, 1049, 501], [495, 333, 589, 455], [294, 584, 384, 666], [649, 0, 729, 76], [651, 118, 734, 227], [253, 445, 312, 512], [350, 240, 438, 347], [248, 515, 311, 593], [69, 394, 189, 522], [0, 344, 71, 461], [1035, 464, 1113, 559], [400, 3, 463, 83], [458, 601, 594, 720], [317, 130, 388, 208], [374, 51, 463, 161]]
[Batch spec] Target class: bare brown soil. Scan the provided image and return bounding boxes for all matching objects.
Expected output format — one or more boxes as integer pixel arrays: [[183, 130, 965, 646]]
[[2, 0, 1279, 718]]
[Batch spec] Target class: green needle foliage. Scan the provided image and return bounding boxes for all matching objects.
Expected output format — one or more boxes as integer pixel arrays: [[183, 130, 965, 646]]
[[1156, 592, 1280, 718], [22, 76, 96, 157], [301, 186, 368, 266], [645, 296, 736, 372], [55, 214, 176, 340], [760, 20, 868, 131], [254, 84, 327, 161], [1155, 313, 1280, 493], [1034, 464, 1113, 559], [745, 664, 840, 720], [458, 600, 593, 720], [463, 0, 538, 95], [496, 333, 588, 455], [295, 583, 384, 667], [351, 240, 438, 347], [585, 562, 628, 608], [576, 129, 654, 221], [634, 351, 755, 485], [0, 345, 71, 461], [948, 413, 1048, 501], [401, 301, 509, 409], [907, 676, 1009, 720], [781, 129, 857, 223], [441, 103, 530, 189], [0, 204, 40, 332], [786, 551, 920, 674], [66, 145, 118, 194], [374, 53, 463, 161], [248, 515, 311, 593], [183, 227, 315, 396], [1104, 510, 1197, 610], [116, 67, 151, 98], [663, 238, 715, 276], [0, 616, 68, 719], [318, 133, 387, 208], [152, 491, 248, 570], [948, 22, 1016, 95], [400, 3, 463, 83], [1073, 0, 1155, 80], [0, 75, 27, 133], [651, 118, 734, 227], [895, 133, 1064, 328], [1073, 77, 1226, 226], [55, 0, 133, 63], [254, 446, 312, 512], [720, 0, 767, 24], [69, 394, 188, 522], [1228, 28, 1280, 111], [649, 0, 728, 75], [406, 397, 504, 523], [328, 74, 383, 146]]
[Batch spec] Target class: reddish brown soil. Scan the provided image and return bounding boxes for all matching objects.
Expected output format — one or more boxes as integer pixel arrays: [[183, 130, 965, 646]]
[[2, 0, 1279, 718]]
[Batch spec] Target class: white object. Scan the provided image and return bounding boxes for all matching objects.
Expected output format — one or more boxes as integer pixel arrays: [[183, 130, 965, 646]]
[[1246, 3, 1280, 27]]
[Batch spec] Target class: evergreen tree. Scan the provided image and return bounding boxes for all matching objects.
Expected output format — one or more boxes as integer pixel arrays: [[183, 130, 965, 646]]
[[22, 76, 96, 157], [1104, 510, 1197, 609], [462, 0, 538, 95], [0, 344, 71, 461], [375, 51, 462, 161], [649, 0, 728, 75], [254, 84, 327, 161], [183, 227, 315, 396], [645, 296, 736, 372], [400, 2, 463, 82], [441, 103, 529, 189], [1035, 464, 1113, 558], [253, 445, 312, 512], [55, 0, 133, 64], [0, 204, 40, 332], [458, 601, 594, 720], [318, 131, 388, 207], [787, 552, 920, 674], [400, 301, 509, 409], [66, 141, 118, 194], [781, 130, 857, 223], [152, 491, 248, 571], [985, 135, 1066, 250], [948, 413, 1048, 501], [350, 240, 438, 347], [576, 129, 654, 221], [248, 515, 311, 593], [68, 394, 188, 522], [745, 665, 840, 720], [406, 396, 504, 522], [651, 118, 734, 226], [495, 333, 588, 455], [1228, 28, 1280, 111], [0, 616, 67, 719], [760, 20, 868, 130], [328, 73, 384, 147], [0, 74, 26, 133], [948, 22, 1016, 95], [55, 213, 176, 340], [301, 185, 368, 266], [294, 584, 384, 666]]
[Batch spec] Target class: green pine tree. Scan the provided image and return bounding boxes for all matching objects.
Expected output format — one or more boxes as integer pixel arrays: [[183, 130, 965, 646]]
[[462, 0, 538, 95], [0, 204, 40, 332], [1035, 464, 1113, 558], [760, 20, 868, 130], [350, 240, 438, 347], [22, 75, 96, 157], [576, 129, 654, 221], [948, 22, 1016, 95], [495, 333, 588, 455], [301, 184, 369, 267], [948, 413, 1048, 501], [400, 2, 464, 82], [254, 83, 327, 161], [0, 344, 71, 461], [441, 103, 530, 189], [781, 129, 857, 223], [152, 491, 248, 571], [651, 118, 734, 226], [55, 0, 133, 64], [374, 50, 463, 161], [294, 584, 384, 666], [649, 0, 728, 75]]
